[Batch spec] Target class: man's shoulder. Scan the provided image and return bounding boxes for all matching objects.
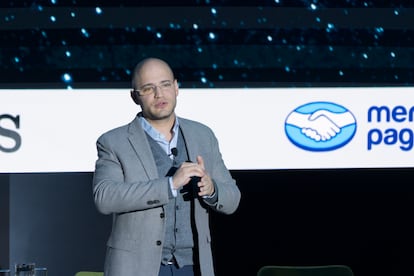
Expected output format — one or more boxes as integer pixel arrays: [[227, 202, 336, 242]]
[[178, 117, 212, 132], [178, 117, 208, 128], [178, 117, 217, 143], [98, 118, 136, 140]]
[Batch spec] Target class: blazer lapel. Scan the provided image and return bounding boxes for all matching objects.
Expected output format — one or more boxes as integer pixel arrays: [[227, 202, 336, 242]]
[[127, 116, 159, 179], [179, 119, 197, 162]]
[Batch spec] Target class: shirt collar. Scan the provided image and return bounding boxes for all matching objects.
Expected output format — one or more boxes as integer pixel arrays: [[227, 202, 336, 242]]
[[138, 113, 179, 153]]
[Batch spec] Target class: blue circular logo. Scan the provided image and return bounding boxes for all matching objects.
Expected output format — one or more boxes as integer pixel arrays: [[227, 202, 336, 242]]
[[285, 102, 357, 151]]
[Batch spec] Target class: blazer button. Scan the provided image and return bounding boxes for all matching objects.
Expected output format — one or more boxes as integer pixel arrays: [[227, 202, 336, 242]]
[[156, 240, 162, 246], [218, 204, 223, 210]]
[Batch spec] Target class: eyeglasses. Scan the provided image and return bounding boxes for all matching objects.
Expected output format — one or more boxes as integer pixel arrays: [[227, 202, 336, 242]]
[[132, 80, 175, 96]]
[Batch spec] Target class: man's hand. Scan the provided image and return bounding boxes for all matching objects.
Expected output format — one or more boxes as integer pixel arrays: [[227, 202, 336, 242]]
[[196, 156, 215, 197]]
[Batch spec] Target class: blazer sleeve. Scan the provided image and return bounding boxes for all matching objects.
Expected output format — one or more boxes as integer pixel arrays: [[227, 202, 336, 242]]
[[92, 123, 170, 215], [180, 118, 241, 215]]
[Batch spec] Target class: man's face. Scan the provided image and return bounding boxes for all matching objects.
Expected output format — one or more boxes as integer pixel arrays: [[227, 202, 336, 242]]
[[134, 61, 178, 122]]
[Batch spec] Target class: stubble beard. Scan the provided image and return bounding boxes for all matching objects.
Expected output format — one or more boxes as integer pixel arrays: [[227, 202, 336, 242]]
[[146, 103, 176, 122]]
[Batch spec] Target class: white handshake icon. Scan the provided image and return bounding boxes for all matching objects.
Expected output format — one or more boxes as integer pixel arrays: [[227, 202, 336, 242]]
[[286, 109, 355, 142]]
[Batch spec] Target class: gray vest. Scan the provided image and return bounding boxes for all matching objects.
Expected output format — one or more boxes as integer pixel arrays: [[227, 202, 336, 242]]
[[146, 130, 195, 268]]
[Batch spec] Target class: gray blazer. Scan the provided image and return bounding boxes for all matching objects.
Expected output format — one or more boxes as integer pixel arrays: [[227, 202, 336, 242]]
[[93, 115, 241, 276]]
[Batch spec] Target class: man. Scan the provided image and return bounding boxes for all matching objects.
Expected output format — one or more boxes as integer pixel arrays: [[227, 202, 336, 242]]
[[92, 57, 241, 276]]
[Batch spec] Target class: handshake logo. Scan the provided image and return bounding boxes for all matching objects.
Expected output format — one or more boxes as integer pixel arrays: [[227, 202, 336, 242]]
[[285, 102, 357, 151]]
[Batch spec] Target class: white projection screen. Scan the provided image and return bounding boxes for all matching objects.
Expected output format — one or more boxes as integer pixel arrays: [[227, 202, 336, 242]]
[[2, 87, 414, 173]]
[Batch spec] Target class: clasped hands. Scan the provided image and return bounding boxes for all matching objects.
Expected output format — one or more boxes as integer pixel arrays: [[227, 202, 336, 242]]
[[172, 156, 215, 197]]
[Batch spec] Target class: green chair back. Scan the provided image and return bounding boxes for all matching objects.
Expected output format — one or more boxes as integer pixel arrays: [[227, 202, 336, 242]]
[[74, 272, 104, 276], [257, 265, 354, 276]]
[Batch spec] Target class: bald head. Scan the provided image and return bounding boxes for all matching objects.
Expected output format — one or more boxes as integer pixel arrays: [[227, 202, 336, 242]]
[[131, 58, 175, 89]]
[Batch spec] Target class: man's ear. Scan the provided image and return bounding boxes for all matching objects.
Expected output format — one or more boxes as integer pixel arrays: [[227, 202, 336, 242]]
[[130, 90, 140, 105]]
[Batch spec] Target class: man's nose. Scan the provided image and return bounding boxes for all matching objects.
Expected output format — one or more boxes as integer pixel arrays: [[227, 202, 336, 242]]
[[153, 85, 163, 97]]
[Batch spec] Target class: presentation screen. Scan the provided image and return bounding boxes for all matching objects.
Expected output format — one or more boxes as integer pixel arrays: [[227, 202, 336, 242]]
[[2, 87, 414, 172]]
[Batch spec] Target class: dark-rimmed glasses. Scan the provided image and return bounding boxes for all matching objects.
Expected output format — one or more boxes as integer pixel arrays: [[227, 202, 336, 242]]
[[131, 80, 175, 96]]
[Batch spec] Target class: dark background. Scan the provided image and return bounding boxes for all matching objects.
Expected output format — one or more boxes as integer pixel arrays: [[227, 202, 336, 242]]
[[1, 1, 413, 89], [212, 168, 414, 276], [1, 1, 414, 276], [1, 169, 413, 276]]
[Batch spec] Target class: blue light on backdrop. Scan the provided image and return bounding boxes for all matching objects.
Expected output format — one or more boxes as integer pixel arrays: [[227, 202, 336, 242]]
[[0, 1, 413, 89]]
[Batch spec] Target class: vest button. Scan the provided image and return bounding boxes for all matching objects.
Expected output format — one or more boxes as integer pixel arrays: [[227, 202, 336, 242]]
[[160, 213, 165, 218], [156, 240, 162, 246]]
